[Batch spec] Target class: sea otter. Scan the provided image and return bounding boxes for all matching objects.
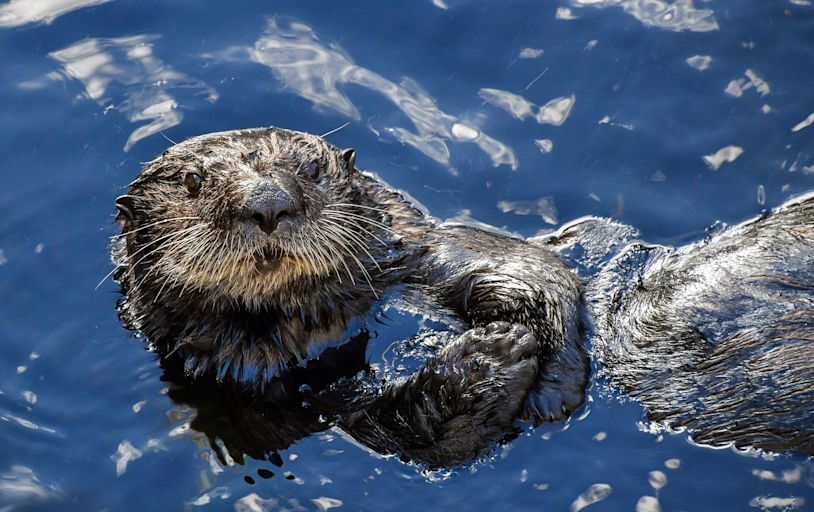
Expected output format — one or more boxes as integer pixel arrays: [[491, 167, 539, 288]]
[[112, 127, 587, 466], [111, 127, 813, 464]]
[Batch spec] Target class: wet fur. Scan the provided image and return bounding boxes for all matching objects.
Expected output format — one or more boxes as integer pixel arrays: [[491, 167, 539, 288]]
[[113, 126, 813, 463], [545, 195, 814, 454], [114, 127, 586, 465]]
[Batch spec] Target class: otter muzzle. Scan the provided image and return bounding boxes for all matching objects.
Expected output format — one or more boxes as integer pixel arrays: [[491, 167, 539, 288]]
[[240, 179, 303, 234]]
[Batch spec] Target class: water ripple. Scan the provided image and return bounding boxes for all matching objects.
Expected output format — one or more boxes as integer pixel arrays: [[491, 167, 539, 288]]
[[0, 0, 110, 28], [0, 465, 62, 506], [21, 34, 218, 151], [479, 88, 576, 126], [207, 19, 517, 171], [570, 0, 718, 32]]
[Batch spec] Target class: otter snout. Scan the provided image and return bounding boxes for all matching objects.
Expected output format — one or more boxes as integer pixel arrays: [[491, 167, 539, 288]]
[[240, 178, 304, 234]]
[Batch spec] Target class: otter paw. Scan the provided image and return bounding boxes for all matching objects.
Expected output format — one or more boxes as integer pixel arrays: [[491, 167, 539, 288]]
[[449, 321, 538, 365], [344, 323, 542, 466], [429, 322, 540, 422]]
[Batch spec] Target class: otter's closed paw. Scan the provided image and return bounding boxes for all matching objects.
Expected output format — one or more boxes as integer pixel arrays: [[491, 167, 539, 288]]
[[447, 320, 537, 368], [409, 321, 540, 431], [344, 322, 540, 466]]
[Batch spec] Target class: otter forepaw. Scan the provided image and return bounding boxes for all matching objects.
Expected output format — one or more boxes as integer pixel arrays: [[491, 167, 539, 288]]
[[451, 320, 538, 365], [521, 335, 589, 424], [343, 322, 541, 466], [404, 322, 540, 446]]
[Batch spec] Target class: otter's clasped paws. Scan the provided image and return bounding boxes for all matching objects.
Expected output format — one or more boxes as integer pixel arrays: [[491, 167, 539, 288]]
[[431, 321, 540, 431], [450, 321, 539, 367], [344, 321, 541, 466], [403, 320, 541, 433]]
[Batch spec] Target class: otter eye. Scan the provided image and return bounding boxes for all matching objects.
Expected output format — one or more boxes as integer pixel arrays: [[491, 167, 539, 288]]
[[306, 160, 320, 180], [184, 172, 203, 196]]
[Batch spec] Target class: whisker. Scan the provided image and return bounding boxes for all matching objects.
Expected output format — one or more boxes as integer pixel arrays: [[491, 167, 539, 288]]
[[324, 222, 383, 272], [322, 210, 397, 234], [125, 225, 205, 264], [325, 203, 390, 213], [320, 223, 378, 297], [325, 214, 389, 247], [132, 233, 209, 292], [96, 225, 204, 289], [320, 122, 350, 138], [312, 224, 355, 285], [110, 217, 201, 239], [155, 229, 218, 303]]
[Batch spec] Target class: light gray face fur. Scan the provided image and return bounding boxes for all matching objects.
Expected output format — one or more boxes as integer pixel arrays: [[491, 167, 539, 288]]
[[115, 128, 382, 313]]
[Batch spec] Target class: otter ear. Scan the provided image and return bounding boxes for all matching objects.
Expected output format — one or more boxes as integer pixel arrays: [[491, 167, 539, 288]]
[[340, 148, 356, 171], [114, 195, 136, 223]]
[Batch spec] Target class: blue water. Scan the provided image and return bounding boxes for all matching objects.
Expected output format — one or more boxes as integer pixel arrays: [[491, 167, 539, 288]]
[[1, 0, 813, 510]]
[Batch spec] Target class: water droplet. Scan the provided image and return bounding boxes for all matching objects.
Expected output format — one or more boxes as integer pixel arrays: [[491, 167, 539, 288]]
[[648, 470, 667, 491], [571, 483, 612, 512], [636, 496, 661, 512]]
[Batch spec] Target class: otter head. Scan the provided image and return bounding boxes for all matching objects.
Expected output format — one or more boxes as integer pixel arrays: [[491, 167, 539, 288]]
[[113, 127, 390, 314]]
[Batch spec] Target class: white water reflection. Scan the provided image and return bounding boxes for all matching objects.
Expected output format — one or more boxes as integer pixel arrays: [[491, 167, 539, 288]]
[[648, 470, 667, 491], [569, 0, 718, 32], [636, 496, 661, 512], [312, 497, 343, 511], [0, 465, 62, 504], [538, 95, 577, 125], [725, 69, 770, 98], [571, 483, 612, 511], [234, 493, 278, 512], [479, 88, 576, 126], [0, 0, 110, 28], [556, 7, 578, 20], [208, 19, 516, 171], [686, 54, 712, 71], [703, 145, 743, 170], [749, 496, 806, 510], [598, 115, 633, 130], [751, 467, 803, 484], [498, 196, 559, 225], [535, 138, 553, 153], [664, 458, 681, 469], [480, 89, 535, 120], [111, 439, 143, 476], [519, 47, 544, 59], [22, 35, 218, 151], [791, 113, 814, 133]]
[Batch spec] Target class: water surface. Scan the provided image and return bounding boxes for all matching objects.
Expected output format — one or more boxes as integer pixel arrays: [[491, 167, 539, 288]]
[[1, 1, 814, 510]]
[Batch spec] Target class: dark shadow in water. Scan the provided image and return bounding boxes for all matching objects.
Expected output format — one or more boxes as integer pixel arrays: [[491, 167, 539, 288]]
[[159, 329, 523, 470], [160, 331, 371, 466]]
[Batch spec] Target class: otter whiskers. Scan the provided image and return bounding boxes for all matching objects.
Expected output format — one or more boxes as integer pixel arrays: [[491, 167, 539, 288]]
[[109, 216, 202, 239], [129, 224, 211, 301], [317, 218, 379, 297], [322, 210, 389, 246], [97, 221, 204, 289]]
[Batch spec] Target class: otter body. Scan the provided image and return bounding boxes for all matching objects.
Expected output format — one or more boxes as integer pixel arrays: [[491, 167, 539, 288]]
[[113, 127, 814, 463]]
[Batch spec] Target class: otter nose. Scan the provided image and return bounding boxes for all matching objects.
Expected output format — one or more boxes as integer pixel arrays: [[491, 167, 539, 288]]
[[240, 181, 302, 234]]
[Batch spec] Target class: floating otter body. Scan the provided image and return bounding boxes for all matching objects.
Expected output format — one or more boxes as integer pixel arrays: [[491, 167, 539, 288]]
[[112, 127, 814, 464], [549, 197, 814, 453]]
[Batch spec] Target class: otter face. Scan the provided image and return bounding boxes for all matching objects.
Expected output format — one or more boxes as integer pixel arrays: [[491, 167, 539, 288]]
[[115, 127, 383, 311]]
